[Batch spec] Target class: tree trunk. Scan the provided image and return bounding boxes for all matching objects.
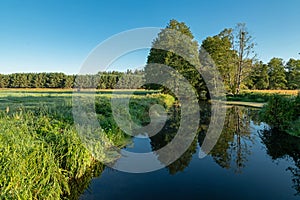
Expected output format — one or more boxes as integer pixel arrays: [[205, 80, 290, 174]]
[[235, 31, 245, 95]]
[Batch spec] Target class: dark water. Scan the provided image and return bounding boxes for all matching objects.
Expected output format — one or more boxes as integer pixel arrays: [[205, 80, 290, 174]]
[[79, 106, 300, 200]]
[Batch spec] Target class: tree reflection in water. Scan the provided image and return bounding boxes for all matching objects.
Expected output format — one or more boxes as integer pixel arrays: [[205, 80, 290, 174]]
[[78, 104, 300, 198], [151, 104, 258, 175], [199, 105, 255, 173], [150, 104, 198, 175], [260, 129, 300, 195]]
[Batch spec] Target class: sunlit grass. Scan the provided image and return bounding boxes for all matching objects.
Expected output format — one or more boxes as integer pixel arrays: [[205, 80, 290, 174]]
[[0, 111, 92, 199], [0, 90, 176, 199], [246, 89, 299, 95]]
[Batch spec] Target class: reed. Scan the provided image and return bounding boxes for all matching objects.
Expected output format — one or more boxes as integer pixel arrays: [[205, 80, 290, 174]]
[[0, 91, 176, 199]]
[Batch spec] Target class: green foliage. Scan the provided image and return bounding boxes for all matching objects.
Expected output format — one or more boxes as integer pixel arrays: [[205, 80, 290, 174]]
[[201, 28, 237, 93], [288, 118, 300, 137], [248, 61, 269, 89], [259, 95, 295, 130], [268, 58, 287, 89], [259, 94, 300, 135], [145, 19, 207, 99], [0, 91, 174, 199], [201, 23, 256, 95], [286, 59, 300, 89], [226, 91, 281, 102], [0, 112, 93, 199], [0, 70, 144, 89]]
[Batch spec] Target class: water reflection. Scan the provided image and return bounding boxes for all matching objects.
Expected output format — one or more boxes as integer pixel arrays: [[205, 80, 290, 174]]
[[151, 105, 258, 175], [260, 129, 300, 195], [150, 105, 198, 174], [80, 104, 300, 199], [66, 162, 104, 200], [203, 106, 254, 173]]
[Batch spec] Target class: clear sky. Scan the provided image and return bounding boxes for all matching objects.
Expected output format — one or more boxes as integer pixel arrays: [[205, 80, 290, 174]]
[[1, 0, 300, 74]]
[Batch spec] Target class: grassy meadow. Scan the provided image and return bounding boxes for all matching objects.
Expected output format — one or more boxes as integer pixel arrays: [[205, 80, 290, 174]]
[[0, 89, 174, 199]]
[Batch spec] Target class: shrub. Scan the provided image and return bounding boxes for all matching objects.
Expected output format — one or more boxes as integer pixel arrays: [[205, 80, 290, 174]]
[[259, 95, 296, 130], [260, 93, 300, 136]]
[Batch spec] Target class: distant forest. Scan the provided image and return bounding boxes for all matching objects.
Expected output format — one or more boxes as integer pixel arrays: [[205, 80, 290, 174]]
[[1, 57, 299, 91], [0, 70, 144, 89]]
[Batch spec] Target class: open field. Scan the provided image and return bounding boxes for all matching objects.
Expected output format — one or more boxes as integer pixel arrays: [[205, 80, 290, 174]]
[[0, 88, 159, 94]]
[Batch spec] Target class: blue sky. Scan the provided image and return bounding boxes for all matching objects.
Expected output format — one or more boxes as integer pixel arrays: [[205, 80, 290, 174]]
[[1, 0, 300, 74]]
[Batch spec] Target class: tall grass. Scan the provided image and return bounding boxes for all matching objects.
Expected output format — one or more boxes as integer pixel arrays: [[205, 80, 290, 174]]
[[0, 91, 176, 199], [0, 112, 70, 199], [0, 110, 109, 199]]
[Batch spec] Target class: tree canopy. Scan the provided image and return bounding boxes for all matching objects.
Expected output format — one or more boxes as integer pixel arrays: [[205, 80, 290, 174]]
[[145, 19, 207, 99]]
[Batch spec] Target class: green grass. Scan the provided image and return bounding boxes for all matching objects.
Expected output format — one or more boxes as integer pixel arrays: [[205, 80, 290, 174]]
[[0, 111, 90, 199], [0, 90, 175, 199], [227, 90, 299, 103]]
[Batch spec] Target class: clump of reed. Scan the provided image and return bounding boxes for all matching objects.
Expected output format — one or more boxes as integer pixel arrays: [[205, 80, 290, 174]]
[[0, 111, 94, 199]]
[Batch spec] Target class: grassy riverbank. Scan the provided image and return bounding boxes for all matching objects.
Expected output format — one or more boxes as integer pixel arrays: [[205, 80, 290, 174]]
[[0, 91, 175, 199]]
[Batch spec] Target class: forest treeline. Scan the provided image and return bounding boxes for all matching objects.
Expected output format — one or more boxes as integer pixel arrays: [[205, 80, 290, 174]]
[[1, 20, 299, 92], [1, 57, 299, 91], [239, 58, 300, 90], [0, 70, 144, 89]]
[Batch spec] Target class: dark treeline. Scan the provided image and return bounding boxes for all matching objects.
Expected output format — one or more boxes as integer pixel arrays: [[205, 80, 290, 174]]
[[245, 58, 300, 90], [0, 70, 144, 89]]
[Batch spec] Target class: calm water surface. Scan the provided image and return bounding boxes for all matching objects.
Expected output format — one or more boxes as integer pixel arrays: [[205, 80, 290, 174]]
[[80, 106, 300, 200]]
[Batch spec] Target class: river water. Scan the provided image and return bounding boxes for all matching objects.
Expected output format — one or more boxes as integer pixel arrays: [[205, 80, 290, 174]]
[[79, 105, 300, 200]]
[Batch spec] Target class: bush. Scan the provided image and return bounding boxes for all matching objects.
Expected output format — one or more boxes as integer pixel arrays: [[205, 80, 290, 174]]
[[260, 93, 300, 136], [259, 95, 296, 130]]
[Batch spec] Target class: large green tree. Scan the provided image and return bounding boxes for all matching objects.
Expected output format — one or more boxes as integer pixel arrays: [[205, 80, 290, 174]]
[[268, 58, 287, 89], [201, 29, 237, 93], [200, 23, 256, 94], [248, 61, 269, 89], [145, 19, 207, 99], [285, 58, 300, 89]]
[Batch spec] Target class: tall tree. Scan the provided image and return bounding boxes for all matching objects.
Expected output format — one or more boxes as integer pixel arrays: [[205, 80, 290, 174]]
[[268, 58, 287, 89], [232, 23, 256, 94], [200, 23, 256, 94], [285, 58, 300, 89], [249, 61, 269, 89], [201, 29, 237, 93], [0, 74, 9, 88], [145, 19, 206, 99]]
